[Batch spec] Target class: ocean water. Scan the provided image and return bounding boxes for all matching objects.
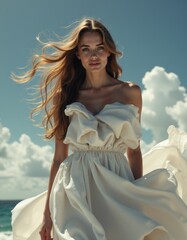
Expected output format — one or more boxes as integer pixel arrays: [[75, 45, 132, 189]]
[[0, 200, 21, 240]]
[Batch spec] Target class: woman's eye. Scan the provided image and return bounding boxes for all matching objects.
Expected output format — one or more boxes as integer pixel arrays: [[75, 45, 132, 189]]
[[82, 48, 89, 53], [97, 46, 105, 52]]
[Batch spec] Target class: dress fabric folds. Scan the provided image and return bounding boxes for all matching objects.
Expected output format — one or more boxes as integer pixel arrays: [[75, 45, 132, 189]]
[[11, 102, 187, 240]]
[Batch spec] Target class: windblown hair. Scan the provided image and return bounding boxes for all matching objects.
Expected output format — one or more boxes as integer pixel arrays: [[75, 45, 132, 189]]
[[11, 18, 122, 140]]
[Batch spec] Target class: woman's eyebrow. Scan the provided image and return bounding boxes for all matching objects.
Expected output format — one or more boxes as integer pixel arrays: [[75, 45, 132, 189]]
[[79, 43, 104, 48]]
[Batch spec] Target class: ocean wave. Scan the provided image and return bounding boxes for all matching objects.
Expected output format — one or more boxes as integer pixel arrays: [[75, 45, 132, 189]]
[[0, 231, 12, 240]]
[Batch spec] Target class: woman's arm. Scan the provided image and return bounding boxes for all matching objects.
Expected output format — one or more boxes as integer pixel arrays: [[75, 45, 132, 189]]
[[43, 140, 68, 217], [43, 92, 69, 216], [123, 83, 143, 180], [40, 95, 68, 240], [127, 146, 143, 179], [39, 137, 68, 240]]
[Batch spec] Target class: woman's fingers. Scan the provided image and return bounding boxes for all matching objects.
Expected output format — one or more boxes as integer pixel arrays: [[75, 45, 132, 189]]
[[39, 226, 51, 240], [40, 214, 52, 240]]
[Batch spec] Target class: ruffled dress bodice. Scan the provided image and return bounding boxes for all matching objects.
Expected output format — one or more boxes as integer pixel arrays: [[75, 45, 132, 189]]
[[63, 102, 141, 153]]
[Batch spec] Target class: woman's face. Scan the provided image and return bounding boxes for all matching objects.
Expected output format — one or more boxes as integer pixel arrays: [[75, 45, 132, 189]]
[[77, 31, 110, 73]]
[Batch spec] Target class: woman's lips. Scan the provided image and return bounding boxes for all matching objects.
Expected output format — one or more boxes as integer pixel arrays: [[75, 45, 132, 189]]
[[89, 62, 100, 66]]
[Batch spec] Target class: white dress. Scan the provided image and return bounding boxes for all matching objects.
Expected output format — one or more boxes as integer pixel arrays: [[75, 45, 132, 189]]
[[12, 102, 187, 240]]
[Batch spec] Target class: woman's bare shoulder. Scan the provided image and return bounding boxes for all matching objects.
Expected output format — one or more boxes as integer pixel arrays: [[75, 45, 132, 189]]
[[120, 81, 142, 111], [121, 81, 141, 91]]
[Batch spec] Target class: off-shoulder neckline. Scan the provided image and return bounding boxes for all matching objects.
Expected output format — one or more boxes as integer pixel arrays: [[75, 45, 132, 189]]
[[67, 101, 139, 117]]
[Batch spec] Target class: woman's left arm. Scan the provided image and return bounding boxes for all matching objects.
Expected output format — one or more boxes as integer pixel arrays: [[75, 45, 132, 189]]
[[127, 146, 143, 179], [125, 83, 143, 179]]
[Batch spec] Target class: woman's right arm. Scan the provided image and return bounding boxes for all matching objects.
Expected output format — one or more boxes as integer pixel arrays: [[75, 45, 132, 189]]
[[39, 137, 68, 240]]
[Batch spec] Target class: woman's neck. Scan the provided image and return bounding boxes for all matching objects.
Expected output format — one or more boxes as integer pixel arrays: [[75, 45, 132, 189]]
[[84, 70, 112, 89]]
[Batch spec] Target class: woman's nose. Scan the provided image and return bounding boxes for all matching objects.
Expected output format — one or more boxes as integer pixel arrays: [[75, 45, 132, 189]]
[[90, 50, 98, 59], [90, 55, 98, 60]]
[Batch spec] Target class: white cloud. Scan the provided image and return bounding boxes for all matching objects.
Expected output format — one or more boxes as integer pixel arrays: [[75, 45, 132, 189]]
[[141, 66, 187, 142], [166, 97, 187, 131], [0, 123, 53, 199], [0, 124, 53, 178]]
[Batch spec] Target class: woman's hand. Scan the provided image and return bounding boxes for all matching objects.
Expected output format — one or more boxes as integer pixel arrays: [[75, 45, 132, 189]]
[[39, 214, 53, 240]]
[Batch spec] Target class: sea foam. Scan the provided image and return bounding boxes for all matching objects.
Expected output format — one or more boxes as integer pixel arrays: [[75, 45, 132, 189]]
[[0, 232, 12, 240]]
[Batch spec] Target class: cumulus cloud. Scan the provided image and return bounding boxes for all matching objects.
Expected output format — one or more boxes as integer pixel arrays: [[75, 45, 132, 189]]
[[0, 123, 54, 199], [166, 97, 187, 131], [141, 66, 187, 142], [0, 124, 53, 179]]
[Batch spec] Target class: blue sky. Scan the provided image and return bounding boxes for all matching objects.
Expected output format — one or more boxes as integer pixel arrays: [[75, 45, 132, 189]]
[[0, 0, 187, 199]]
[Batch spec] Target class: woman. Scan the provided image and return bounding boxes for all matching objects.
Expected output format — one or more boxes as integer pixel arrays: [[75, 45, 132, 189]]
[[12, 18, 187, 240]]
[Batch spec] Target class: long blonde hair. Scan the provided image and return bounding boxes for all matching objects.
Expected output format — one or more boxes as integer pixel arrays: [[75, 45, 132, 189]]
[[12, 18, 122, 140]]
